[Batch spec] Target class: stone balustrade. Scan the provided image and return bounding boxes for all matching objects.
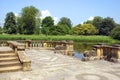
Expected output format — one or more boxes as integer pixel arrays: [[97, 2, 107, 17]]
[[94, 44, 120, 61], [7, 41, 25, 53], [18, 51, 31, 71], [0, 40, 74, 56]]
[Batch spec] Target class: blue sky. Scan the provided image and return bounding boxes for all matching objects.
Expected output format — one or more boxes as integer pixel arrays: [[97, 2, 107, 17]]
[[0, 0, 120, 26]]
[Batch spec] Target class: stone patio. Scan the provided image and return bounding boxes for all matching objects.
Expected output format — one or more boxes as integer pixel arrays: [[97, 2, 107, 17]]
[[0, 49, 120, 80]]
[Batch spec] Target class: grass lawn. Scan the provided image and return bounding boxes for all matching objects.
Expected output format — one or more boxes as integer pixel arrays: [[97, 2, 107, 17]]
[[0, 34, 119, 44]]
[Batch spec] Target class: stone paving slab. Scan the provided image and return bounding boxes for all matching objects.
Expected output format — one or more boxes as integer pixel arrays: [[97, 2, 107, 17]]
[[0, 49, 120, 80]]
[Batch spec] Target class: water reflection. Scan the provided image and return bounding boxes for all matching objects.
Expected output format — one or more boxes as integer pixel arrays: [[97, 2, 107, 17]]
[[74, 43, 94, 59], [74, 43, 93, 53], [74, 51, 84, 59]]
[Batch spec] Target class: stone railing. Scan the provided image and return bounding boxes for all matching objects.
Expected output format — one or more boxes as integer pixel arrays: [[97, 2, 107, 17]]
[[93, 44, 120, 62], [19, 40, 74, 56], [7, 41, 25, 53], [18, 51, 31, 71], [0, 40, 74, 56], [0, 40, 8, 47]]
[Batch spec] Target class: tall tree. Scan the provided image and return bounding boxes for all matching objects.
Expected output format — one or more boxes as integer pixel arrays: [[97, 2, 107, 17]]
[[4, 12, 17, 34], [58, 17, 72, 29], [57, 17, 72, 34], [110, 26, 120, 40], [41, 16, 54, 35], [18, 6, 40, 34], [92, 16, 103, 34], [99, 17, 116, 35]]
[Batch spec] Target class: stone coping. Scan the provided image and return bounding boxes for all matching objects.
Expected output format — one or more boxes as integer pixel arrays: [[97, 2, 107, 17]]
[[18, 51, 31, 63]]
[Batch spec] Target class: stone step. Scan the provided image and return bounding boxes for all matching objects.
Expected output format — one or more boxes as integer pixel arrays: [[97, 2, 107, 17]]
[[0, 53, 17, 57], [0, 51, 14, 53], [0, 60, 21, 67], [0, 56, 18, 62], [0, 47, 14, 53], [0, 65, 22, 73]]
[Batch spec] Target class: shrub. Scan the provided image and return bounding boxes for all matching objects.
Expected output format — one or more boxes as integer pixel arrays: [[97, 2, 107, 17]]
[[110, 26, 120, 40]]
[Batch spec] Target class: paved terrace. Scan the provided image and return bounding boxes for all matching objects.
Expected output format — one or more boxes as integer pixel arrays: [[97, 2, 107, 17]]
[[0, 49, 120, 80]]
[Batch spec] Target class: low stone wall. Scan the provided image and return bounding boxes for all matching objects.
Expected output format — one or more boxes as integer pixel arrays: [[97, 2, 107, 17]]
[[18, 51, 31, 71], [54, 41, 74, 56]]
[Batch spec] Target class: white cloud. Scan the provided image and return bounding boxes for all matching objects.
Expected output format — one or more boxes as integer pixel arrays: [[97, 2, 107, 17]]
[[88, 16, 94, 20], [15, 13, 21, 17], [41, 10, 51, 19], [53, 17, 59, 25], [41, 9, 59, 24]]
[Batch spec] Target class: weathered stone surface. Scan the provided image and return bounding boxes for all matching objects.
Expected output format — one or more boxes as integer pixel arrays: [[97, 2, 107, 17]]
[[0, 49, 120, 80], [18, 51, 31, 71]]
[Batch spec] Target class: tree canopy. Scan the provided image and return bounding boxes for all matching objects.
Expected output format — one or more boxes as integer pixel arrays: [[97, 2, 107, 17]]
[[92, 16, 103, 34], [41, 16, 54, 35], [57, 17, 72, 34], [110, 26, 120, 40], [72, 24, 98, 35], [17, 6, 41, 34], [4, 12, 17, 34], [99, 17, 116, 35], [2, 6, 120, 41]]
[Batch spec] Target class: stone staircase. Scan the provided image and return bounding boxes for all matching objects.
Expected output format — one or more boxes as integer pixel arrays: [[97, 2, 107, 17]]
[[0, 47, 22, 72]]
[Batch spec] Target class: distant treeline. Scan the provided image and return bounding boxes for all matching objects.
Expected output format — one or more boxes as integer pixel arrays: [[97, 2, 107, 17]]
[[0, 6, 120, 40]]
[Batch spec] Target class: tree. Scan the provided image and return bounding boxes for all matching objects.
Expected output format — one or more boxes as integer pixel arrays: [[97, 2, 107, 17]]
[[4, 12, 17, 34], [72, 24, 98, 35], [84, 20, 93, 24], [57, 17, 72, 34], [92, 16, 103, 34], [99, 17, 116, 35], [110, 26, 120, 40], [58, 17, 72, 28], [50, 26, 62, 35], [18, 6, 40, 34], [35, 18, 41, 34], [0, 27, 3, 34], [41, 16, 54, 35]]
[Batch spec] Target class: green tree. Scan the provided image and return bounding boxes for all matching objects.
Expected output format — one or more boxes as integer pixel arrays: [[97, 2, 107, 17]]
[[41, 16, 54, 35], [58, 17, 72, 28], [84, 20, 93, 24], [92, 16, 103, 34], [18, 6, 40, 34], [72, 24, 98, 35], [0, 27, 3, 34], [50, 26, 62, 35], [4, 12, 17, 34], [35, 18, 41, 34], [99, 17, 116, 35], [57, 17, 72, 34], [110, 26, 120, 40]]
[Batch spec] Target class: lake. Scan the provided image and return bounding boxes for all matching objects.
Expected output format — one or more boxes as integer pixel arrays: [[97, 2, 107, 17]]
[[74, 42, 94, 59]]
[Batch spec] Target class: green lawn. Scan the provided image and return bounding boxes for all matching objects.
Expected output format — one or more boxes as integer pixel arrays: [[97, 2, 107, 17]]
[[0, 34, 119, 43]]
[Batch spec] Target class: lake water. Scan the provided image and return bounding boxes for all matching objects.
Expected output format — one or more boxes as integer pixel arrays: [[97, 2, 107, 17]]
[[74, 43, 94, 59]]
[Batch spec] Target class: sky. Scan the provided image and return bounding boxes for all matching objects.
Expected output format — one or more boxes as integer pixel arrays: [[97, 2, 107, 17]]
[[0, 0, 120, 26]]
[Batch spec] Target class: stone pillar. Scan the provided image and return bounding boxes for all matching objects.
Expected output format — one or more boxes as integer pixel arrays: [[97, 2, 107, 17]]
[[96, 47, 103, 59], [15, 48, 17, 54], [25, 40, 31, 49], [22, 61, 31, 71], [66, 41, 74, 56], [117, 49, 120, 59]]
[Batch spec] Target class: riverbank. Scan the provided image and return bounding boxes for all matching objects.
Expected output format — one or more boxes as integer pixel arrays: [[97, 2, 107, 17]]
[[0, 34, 119, 43], [0, 49, 120, 80]]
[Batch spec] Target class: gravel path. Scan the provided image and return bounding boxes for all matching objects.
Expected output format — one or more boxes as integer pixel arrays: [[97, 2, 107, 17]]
[[0, 49, 120, 80]]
